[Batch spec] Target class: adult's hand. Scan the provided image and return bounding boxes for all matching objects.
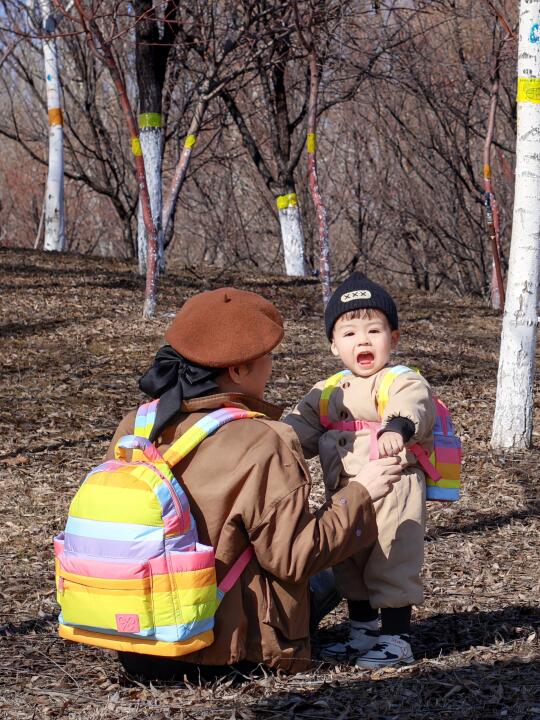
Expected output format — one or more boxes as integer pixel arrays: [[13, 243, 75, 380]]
[[349, 457, 402, 502]]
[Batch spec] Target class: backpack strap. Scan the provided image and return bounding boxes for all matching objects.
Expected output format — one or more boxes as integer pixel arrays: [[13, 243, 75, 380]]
[[376, 365, 414, 417], [409, 443, 441, 481], [162, 407, 264, 469], [216, 545, 255, 603], [132, 402, 263, 467], [320, 370, 352, 428], [320, 369, 382, 459], [127, 400, 160, 462], [434, 397, 450, 435], [317, 365, 441, 482], [376, 367, 441, 482], [134, 399, 159, 440], [319, 365, 414, 425], [161, 409, 262, 599]]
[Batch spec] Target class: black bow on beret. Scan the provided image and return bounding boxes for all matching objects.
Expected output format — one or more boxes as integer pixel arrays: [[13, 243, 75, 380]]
[[138, 345, 221, 442]]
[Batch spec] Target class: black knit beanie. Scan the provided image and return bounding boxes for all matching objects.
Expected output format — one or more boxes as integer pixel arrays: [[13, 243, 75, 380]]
[[324, 273, 398, 339]]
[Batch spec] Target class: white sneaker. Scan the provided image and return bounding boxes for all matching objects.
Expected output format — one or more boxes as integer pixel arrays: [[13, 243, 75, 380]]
[[354, 634, 414, 669], [322, 619, 380, 657]]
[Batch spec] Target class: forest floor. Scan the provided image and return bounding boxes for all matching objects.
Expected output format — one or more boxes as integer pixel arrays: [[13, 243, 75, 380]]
[[0, 248, 539, 720]]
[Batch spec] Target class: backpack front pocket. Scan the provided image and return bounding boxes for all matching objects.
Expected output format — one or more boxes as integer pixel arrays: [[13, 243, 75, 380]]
[[56, 551, 155, 638]]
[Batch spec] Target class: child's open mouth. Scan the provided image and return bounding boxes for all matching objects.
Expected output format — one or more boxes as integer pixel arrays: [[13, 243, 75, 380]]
[[357, 352, 374, 366]]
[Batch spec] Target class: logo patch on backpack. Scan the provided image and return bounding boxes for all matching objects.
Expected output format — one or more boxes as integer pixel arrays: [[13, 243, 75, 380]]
[[116, 614, 140, 633]]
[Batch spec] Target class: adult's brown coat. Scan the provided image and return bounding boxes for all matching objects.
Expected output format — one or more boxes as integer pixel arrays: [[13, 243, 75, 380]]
[[106, 392, 377, 673]]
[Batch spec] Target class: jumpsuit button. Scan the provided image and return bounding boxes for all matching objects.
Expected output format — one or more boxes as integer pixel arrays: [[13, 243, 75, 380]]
[[355, 529, 362, 537], [338, 438, 347, 447], [342, 381, 350, 389], [339, 497, 347, 505]]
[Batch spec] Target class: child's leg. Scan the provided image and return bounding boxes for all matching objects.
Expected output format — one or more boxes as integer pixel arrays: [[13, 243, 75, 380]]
[[380, 605, 412, 635], [362, 469, 426, 610], [348, 599, 378, 623], [355, 470, 425, 668], [321, 552, 380, 656], [319, 484, 380, 656]]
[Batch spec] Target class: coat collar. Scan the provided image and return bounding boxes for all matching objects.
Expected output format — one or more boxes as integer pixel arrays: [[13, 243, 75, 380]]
[[182, 392, 283, 421]]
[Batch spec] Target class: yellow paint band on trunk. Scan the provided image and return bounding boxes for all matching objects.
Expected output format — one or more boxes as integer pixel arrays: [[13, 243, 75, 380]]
[[131, 137, 143, 156], [307, 133, 316, 153], [483, 163, 491, 179], [48, 108, 63, 126], [184, 134, 197, 149], [139, 112, 162, 129], [516, 77, 540, 103], [276, 193, 298, 210]]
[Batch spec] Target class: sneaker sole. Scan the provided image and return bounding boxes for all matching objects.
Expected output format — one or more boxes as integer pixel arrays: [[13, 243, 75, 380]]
[[324, 640, 380, 654], [355, 655, 415, 669]]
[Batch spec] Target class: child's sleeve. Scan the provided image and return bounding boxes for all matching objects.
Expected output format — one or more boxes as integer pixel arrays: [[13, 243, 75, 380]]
[[378, 371, 435, 444], [282, 383, 326, 459]]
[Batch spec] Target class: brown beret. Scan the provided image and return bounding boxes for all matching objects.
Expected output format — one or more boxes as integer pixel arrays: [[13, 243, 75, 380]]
[[165, 287, 284, 367]]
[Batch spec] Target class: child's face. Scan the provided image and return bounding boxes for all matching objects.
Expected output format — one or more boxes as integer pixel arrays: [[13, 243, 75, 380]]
[[331, 311, 400, 377]]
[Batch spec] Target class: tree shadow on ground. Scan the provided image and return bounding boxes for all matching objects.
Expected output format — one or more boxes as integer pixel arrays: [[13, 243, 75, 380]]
[[426, 505, 539, 540], [0, 318, 76, 338], [428, 460, 539, 539], [315, 604, 539, 662], [252, 607, 540, 719], [413, 605, 539, 658], [249, 657, 540, 719], [113, 606, 539, 708], [0, 252, 203, 292], [113, 604, 539, 718], [2, 610, 538, 718], [0, 432, 113, 462], [0, 614, 56, 637]]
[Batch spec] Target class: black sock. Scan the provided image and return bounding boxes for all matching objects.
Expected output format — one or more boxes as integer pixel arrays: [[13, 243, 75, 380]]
[[380, 606, 412, 636], [348, 599, 379, 623]]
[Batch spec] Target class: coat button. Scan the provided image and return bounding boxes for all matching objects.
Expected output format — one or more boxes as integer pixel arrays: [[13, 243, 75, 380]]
[[343, 381, 350, 389], [355, 529, 362, 537], [338, 438, 347, 447], [339, 497, 347, 505]]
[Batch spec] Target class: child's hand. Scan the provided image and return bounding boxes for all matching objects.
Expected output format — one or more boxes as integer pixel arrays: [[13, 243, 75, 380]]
[[378, 431, 404, 458]]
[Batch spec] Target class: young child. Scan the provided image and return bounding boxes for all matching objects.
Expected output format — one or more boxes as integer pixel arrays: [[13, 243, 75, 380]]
[[284, 272, 435, 668]]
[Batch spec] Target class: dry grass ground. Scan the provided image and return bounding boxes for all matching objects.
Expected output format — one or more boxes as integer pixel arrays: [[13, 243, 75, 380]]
[[0, 248, 538, 720]]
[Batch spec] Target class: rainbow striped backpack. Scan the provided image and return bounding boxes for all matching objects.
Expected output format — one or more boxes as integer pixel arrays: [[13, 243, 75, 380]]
[[319, 365, 461, 502], [54, 401, 261, 657]]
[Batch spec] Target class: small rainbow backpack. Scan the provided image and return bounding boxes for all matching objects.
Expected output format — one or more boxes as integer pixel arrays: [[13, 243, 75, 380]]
[[54, 401, 261, 657], [319, 365, 461, 502]]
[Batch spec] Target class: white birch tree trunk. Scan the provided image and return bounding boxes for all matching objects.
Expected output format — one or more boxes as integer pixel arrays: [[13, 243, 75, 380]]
[[276, 193, 306, 276], [39, 0, 65, 251], [491, 1, 540, 449], [137, 124, 164, 275]]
